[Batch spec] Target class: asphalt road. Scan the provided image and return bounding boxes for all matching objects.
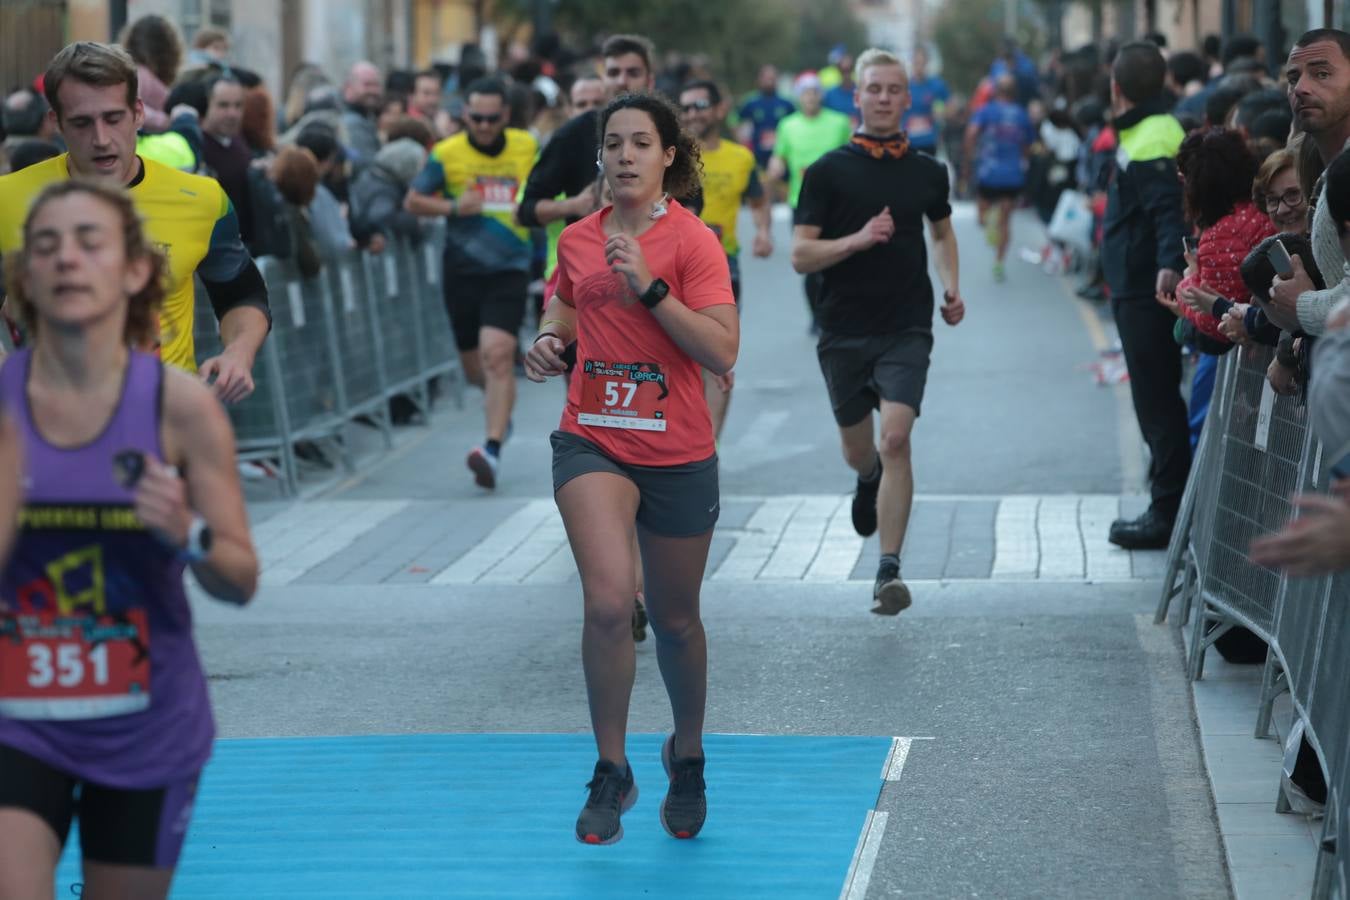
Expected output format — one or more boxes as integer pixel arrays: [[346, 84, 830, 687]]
[[202, 204, 1230, 898]]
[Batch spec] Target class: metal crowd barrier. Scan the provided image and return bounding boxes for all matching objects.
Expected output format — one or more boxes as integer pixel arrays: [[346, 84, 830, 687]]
[[194, 225, 464, 495], [1156, 345, 1348, 898]]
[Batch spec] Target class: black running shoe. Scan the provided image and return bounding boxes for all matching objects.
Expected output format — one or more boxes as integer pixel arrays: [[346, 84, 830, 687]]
[[632, 593, 648, 643], [660, 734, 707, 839], [872, 559, 912, 615], [576, 760, 637, 845], [851, 470, 881, 537]]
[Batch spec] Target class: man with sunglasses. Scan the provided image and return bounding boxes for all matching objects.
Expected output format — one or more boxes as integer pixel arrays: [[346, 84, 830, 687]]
[[406, 77, 538, 490], [680, 79, 772, 439]]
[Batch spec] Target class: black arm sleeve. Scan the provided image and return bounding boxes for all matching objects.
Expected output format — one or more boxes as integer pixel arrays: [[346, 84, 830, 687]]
[[518, 114, 595, 228], [1139, 159, 1187, 274], [201, 258, 272, 330]]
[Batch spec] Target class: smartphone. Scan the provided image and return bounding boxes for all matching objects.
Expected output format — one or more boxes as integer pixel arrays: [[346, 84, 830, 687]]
[[112, 449, 146, 489], [1268, 239, 1294, 277], [1182, 235, 1198, 255]]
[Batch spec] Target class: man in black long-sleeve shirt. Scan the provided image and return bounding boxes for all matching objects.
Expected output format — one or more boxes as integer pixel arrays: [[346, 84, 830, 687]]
[[516, 34, 657, 229]]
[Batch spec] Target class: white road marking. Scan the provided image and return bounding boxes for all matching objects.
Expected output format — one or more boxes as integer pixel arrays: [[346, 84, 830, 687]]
[[718, 410, 814, 473], [992, 496, 1040, 579], [263, 494, 1162, 586], [256, 501, 409, 585], [430, 500, 555, 584], [883, 736, 913, 781], [840, 809, 889, 900], [806, 496, 865, 582], [711, 495, 802, 581], [1079, 495, 1134, 580], [1037, 496, 1084, 579]]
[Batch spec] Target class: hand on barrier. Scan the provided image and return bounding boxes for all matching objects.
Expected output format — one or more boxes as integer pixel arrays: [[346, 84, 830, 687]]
[[940, 289, 965, 326], [1249, 481, 1350, 577], [1178, 283, 1222, 317], [367, 233, 387, 255], [199, 349, 256, 405], [524, 335, 567, 383], [1220, 304, 1251, 344], [1266, 358, 1299, 396]]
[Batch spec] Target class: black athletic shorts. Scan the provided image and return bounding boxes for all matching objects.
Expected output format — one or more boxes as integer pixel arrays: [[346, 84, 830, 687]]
[[816, 328, 933, 426], [550, 430, 720, 538], [0, 743, 200, 869], [977, 184, 1022, 202], [443, 268, 529, 351]]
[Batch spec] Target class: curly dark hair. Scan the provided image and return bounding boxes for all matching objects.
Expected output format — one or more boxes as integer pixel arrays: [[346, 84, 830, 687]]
[[3, 180, 165, 347], [597, 92, 702, 202], [1178, 127, 1260, 230]]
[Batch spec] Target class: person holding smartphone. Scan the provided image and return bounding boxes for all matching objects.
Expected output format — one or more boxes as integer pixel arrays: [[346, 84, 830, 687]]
[[0, 180, 258, 899], [524, 92, 737, 846]]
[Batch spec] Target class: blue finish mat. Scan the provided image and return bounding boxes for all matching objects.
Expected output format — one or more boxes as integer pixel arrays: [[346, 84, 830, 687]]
[[57, 732, 889, 898]]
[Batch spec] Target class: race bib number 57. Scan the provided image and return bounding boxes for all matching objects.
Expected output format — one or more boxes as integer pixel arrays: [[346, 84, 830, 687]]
[[0, 609, 151, 720], [578, 359, 669, 431]]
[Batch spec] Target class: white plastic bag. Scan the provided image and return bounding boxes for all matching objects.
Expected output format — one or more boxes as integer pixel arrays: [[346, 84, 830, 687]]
[[1047, 189, 1094, 253]]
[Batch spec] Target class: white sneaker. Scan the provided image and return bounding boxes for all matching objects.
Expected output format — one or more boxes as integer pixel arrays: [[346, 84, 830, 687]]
[[466, 447, 499, 489], [238, 460, 279, 481]]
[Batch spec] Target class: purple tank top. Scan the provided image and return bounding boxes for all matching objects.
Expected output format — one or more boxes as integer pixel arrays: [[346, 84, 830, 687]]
[[0, 349, 213, 788]]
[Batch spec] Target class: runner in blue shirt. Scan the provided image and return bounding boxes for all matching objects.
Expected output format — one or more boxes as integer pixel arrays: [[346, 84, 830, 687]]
[[823, 51, 860, 124], [903, 46, 950, 155], [962, 75, 1035, 281], [736, 64, 796, 169]]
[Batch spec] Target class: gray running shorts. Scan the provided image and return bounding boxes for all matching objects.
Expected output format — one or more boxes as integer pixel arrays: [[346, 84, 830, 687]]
[[550, 430, 720, 538], [816, 328, 934, 426]]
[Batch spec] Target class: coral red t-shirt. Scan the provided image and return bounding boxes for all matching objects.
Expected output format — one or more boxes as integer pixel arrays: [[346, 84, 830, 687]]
[[554, 201, 734, 466]]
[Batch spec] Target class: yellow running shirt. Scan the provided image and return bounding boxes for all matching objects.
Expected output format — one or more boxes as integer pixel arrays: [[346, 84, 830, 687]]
[[0, 154, 259, 372], [696, 140, 761, 257], [412, 129, 539, 276]]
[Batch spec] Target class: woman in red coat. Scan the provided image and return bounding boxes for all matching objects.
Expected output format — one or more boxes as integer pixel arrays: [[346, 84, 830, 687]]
[[1169, 128, 1275, 338]]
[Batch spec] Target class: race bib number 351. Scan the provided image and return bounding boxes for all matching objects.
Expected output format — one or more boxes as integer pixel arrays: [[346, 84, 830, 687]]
[[577, 360, 669, 431], [0, 609, 151, 720]]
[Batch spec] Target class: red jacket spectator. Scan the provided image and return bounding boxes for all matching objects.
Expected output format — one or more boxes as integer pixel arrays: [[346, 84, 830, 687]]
[[1177, 201, 1275, 341]]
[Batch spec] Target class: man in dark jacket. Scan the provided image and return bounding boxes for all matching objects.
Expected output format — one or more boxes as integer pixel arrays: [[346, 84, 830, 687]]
[[515, 34, 656, 230], [1103, 41, 1191, 548]]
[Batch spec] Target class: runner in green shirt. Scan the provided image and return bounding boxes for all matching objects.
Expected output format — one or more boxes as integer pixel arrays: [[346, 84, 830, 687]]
[[767, 72, 853, 331]]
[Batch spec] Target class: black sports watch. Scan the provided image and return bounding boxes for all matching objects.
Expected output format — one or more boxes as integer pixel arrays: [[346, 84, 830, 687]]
[[639, 278, 669, 309]]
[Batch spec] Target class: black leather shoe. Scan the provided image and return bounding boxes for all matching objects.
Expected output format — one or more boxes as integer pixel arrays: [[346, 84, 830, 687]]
[[1108, 508, 1174, 550]]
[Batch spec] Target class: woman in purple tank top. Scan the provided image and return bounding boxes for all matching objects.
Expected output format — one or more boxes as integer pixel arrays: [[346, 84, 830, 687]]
[[0, 181, 259, 899]]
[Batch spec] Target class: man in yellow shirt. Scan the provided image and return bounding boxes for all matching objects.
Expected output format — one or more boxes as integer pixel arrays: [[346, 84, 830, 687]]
[[679, 79, 772, 438], [0, 42, 270, 403], [406, 77, 537, 490]]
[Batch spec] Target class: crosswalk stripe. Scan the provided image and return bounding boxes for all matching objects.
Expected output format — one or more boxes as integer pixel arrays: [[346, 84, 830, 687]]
[[256, 501, 409, 585], [256, 494, 1160, 586], [430, 500, 556, 585], [991, 496, 1039, 579]]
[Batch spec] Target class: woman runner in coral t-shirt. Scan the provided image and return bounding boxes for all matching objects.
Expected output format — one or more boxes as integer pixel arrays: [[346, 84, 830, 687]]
[[524, 92, 738, 847]]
